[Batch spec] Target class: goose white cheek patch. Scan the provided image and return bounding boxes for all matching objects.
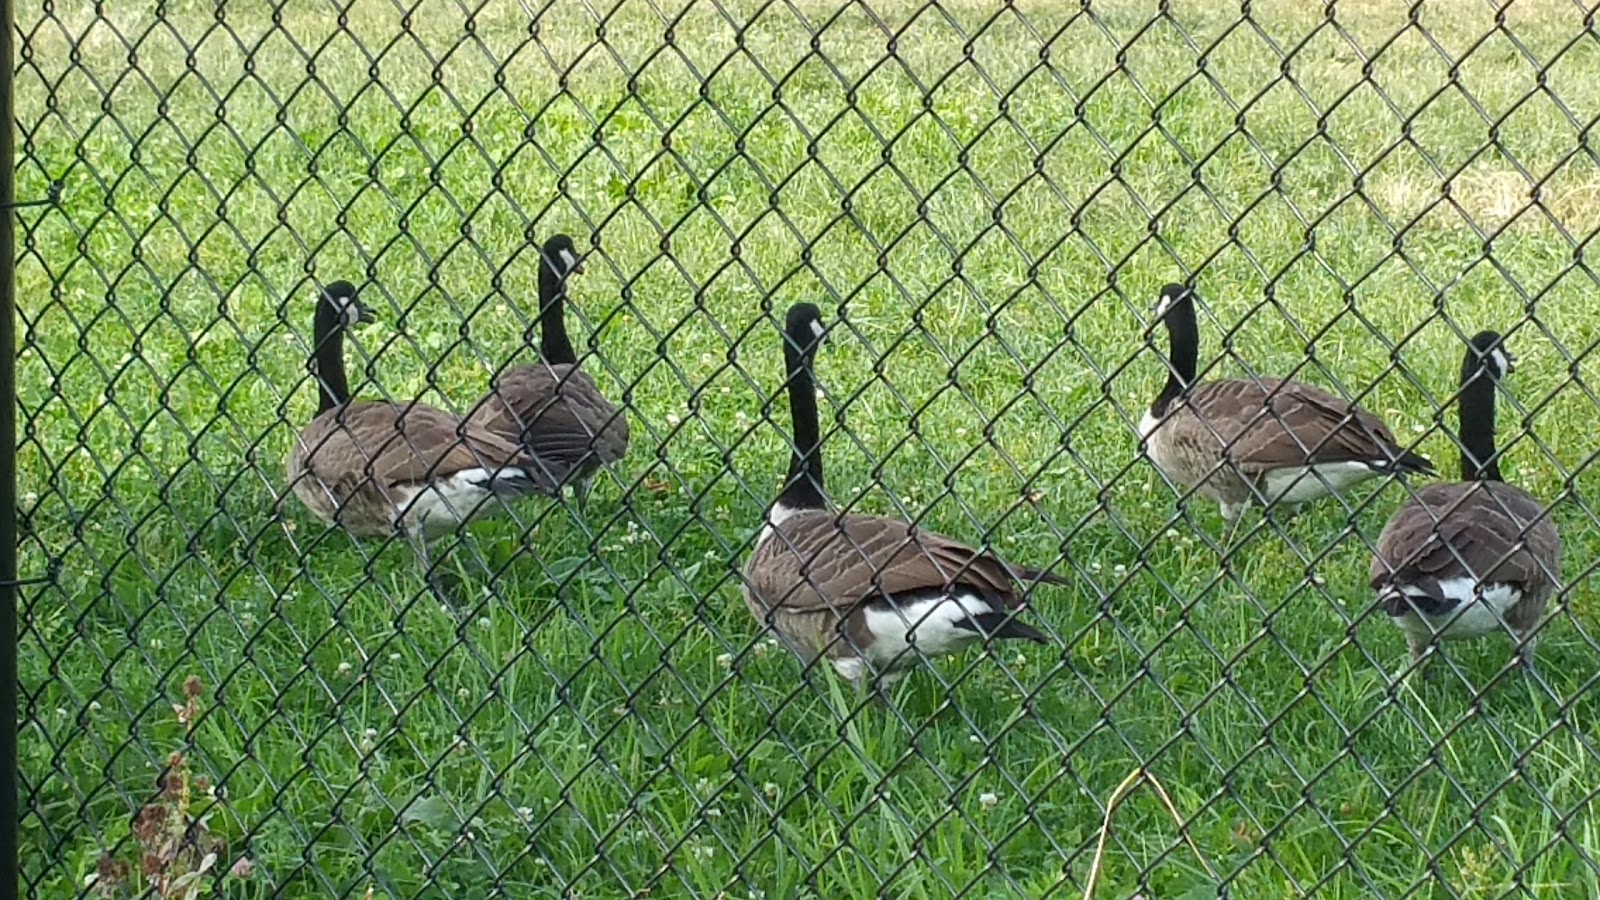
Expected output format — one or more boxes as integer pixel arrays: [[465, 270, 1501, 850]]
[[559, 249, 579, 274]]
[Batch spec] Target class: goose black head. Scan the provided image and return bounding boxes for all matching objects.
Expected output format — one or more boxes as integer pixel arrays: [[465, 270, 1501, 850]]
[[784, 302, 827, 357], [543, 234, 584, 278], [1467, 330, 1514, 381], [1147, 282, 1195, 341], [1154, 283, 1194, 319], [320, 280, 375, 327]]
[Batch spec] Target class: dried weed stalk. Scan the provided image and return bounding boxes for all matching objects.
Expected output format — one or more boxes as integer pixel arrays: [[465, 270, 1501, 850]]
[[87, 676, 254, 899]]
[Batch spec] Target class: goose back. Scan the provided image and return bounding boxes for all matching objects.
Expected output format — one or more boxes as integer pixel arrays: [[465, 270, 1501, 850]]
[[473, 362, 630, 486], [289, 401, 553, 538], [1370, 480, 1560, 639]]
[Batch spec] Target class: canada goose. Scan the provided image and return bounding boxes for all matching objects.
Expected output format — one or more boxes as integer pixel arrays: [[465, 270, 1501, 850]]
[[469, 234, 630, 509], [742, 302, 1067, 697], [1370, 331, 1560, 677], [1140, 282, 1434, 538], [286, 281, 554, 586]]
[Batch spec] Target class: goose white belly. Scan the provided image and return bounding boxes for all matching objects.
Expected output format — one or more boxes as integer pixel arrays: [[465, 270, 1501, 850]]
[[393, 468, 507, 536], [1259, 461, 1380, 504], [1388, 578, 1524, 641], [842, 591, 992, 675]]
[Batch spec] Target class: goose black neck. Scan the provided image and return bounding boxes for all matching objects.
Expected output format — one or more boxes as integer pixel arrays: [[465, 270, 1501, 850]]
[[312, 296, 352, 414], [779, 338, 826, 511], [1458, 358, 1501, 483], [1154, 297, 1198, 417], [538, 258, 577, 365]]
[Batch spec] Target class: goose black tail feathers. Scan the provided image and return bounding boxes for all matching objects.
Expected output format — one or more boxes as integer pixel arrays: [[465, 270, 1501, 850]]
[[1387, 449, 1436, 478], [959, 612, 1050, 644], [480, 467, 551, 499], [1008, 563, 1074, 588]]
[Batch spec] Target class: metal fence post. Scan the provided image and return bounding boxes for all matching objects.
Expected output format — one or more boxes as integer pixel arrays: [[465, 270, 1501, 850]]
[[0, 0, 16, 884]]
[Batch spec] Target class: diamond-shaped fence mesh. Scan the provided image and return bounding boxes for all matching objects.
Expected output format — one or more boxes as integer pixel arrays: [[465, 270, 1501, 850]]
[[9, 0, 1600, 896]]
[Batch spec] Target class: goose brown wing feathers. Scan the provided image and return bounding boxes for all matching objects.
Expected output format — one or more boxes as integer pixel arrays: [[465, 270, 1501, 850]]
[[747, 511, 1040, 614], [301, 401, 549, 491], [1187, 377, 1413, 472]]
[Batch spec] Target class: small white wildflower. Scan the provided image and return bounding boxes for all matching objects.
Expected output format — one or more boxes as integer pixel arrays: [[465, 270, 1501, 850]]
[[666, 413, 682, 427], [389, 653, 402, 662], [457, 687, 471, 702], [1411, 423, 1426, 434], [968, 734, 982, 745], [1310, 573, 1326, 586], [21, 491, 37, 506], [979, 791, 999, 809], [955, 427, 967, 436], [720, 385, 731, 394], [1013, 653, 1027, 666], [1113, 564, 1126, 575], [1164, 528, 1179, 539], [691, 843, 714, 860], [336, 661, 353, 677], [516, 806, 533, 821], [477, 617, 491, 629], [716, 653, 734, 669], [705, 807, 723, 818], [55, 708, 66, 719], [696, 777, 711, 794], [763, 782, 779, 797], [1090, 561, 1102, 572]]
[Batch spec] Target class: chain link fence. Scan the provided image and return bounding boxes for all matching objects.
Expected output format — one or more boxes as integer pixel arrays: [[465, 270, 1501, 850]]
[[12, 0, 1600, 896]]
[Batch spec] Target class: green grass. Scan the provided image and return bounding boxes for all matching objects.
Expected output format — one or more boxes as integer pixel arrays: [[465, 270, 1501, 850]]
[[14, 0, 1600, 896]]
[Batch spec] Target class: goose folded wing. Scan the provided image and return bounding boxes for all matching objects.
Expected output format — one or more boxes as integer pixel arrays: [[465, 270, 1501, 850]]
[[349, 404, 550, 490], [1190, 378, 1403, 471], [749, 513, 1023, 614]]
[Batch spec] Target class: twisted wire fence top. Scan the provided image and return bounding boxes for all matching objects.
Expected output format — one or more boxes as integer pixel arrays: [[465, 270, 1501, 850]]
[[12, 0, 1600, 897]]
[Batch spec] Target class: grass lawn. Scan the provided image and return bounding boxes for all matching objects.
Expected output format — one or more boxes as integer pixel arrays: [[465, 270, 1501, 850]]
[[13, 0, 1600, 896]]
